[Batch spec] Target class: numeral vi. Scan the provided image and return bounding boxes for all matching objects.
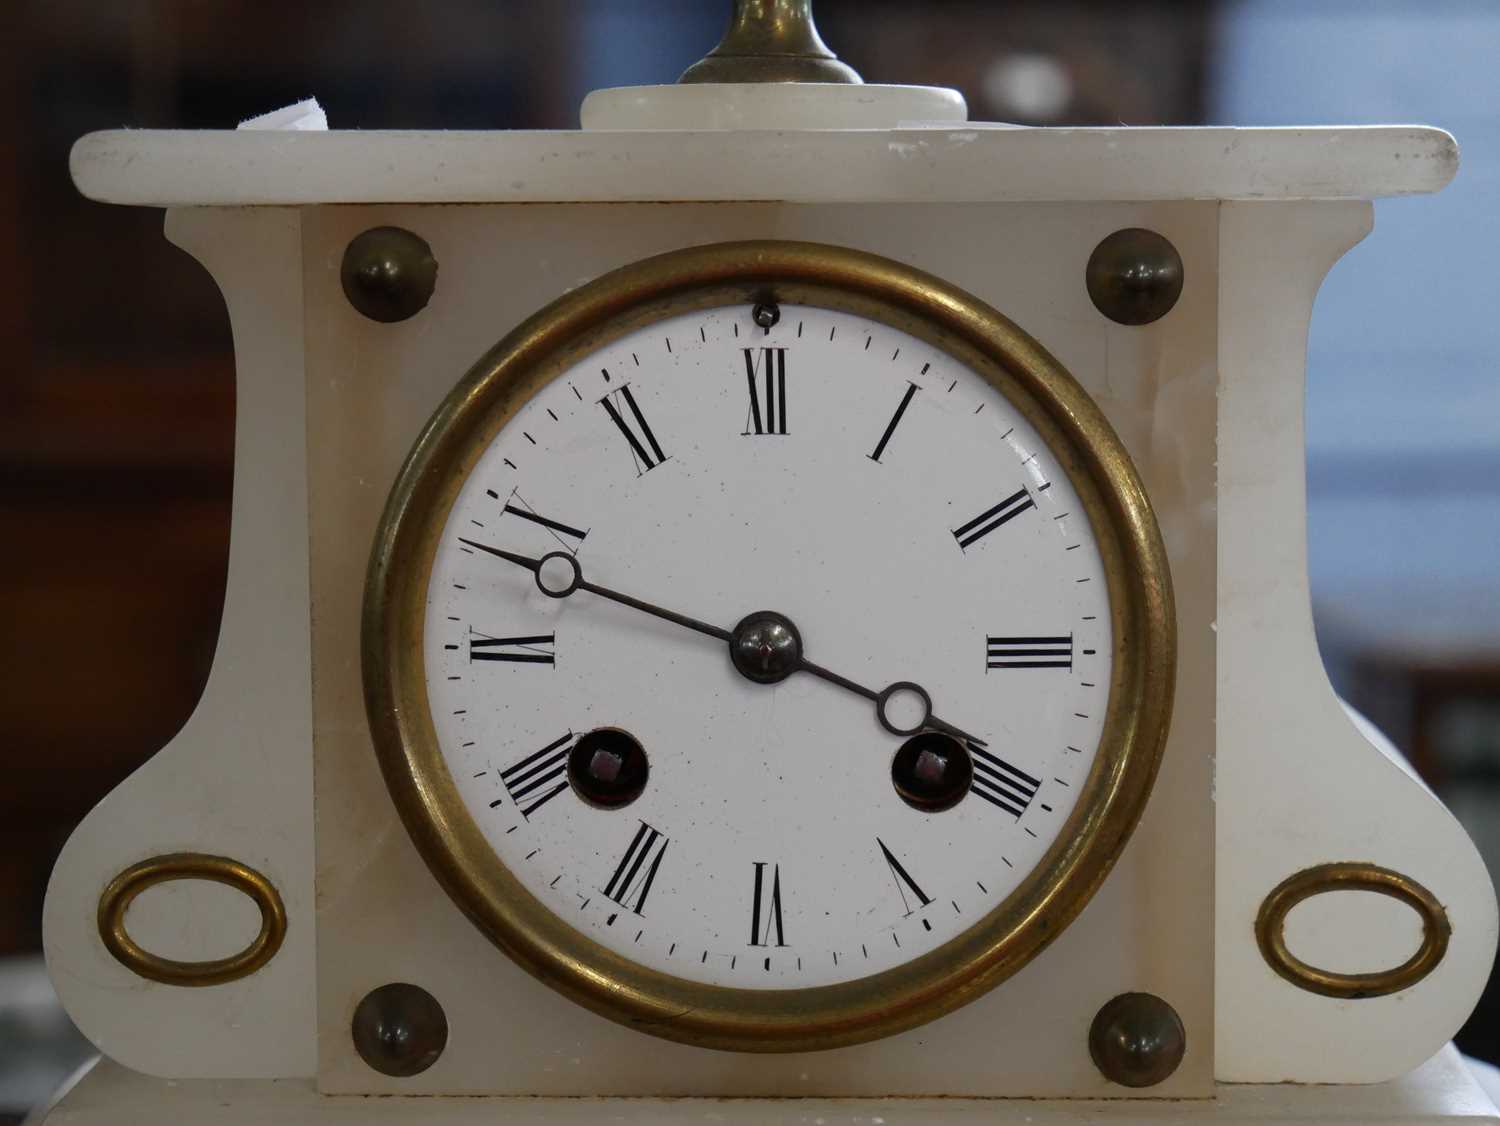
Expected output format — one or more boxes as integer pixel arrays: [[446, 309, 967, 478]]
[[749, 862, 787, 947]]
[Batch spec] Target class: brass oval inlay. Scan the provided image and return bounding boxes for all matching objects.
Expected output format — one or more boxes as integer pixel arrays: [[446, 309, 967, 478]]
[[1255, 862, 1449, 999], [98, 853, 287, 987]]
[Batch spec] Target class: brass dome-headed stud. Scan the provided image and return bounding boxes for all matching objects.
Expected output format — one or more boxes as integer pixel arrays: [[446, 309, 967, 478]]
[[1089, 992, 1187, 1087], [1086, 228, 1184, 326], [679, 0, 863, 85], [341, 227, 438, 324], [352, 982, 448, 1077]]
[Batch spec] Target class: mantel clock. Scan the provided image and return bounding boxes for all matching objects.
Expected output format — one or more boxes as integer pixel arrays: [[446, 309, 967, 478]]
[[43, 2, 1498, 1122]]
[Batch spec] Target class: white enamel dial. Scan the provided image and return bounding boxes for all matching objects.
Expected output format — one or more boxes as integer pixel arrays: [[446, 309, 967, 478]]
[[422, 301, 1112, 990]]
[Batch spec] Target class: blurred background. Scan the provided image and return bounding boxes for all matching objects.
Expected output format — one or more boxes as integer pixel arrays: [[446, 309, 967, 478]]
[[1, 0, 1497, 1118]]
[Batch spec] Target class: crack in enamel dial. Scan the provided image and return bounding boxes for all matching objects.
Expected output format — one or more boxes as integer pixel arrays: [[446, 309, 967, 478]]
[[365, 241, 1173, 1051]]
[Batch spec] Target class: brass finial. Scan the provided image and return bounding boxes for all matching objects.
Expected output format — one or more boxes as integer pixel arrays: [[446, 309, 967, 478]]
[[678, 0, 863, 85]]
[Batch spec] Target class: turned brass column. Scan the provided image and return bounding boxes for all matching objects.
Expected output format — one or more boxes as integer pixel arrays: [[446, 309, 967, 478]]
[[679, 0, 864, 84]]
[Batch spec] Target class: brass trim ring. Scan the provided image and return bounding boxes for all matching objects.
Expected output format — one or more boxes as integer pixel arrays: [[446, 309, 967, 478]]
[[98, 853, 287, 987], [1255, 862, 1449, 999]]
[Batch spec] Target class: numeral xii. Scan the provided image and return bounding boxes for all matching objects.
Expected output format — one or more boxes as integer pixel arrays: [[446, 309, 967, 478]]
[[742, 347, 787, 436]]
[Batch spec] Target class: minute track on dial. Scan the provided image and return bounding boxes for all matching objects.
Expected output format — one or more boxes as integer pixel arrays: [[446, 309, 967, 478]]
[[455, 538, 989, 748]]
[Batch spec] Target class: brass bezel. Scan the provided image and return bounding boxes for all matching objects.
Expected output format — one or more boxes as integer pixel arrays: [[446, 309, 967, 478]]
[[363, 240, 1176, 1052]]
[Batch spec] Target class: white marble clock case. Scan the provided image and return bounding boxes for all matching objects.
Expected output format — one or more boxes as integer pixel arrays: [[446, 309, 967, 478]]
[[45, 123, 1496, 1103], [309, 198, 1215, 1096]]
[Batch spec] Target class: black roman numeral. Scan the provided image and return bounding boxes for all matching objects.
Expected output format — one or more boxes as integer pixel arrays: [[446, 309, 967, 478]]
[[500, 732, 572, 817], [869, 382, 918, 462], [602, 821, 669, 916], [969, 744, 1041, 818], [987, 634, 1073, 670], [742, 347, 787, 435], [952, 487, 1035, 549], [600, 385, 667, 474], [749, 862, 787, 947], [502, 493, 588, 552], [468, 630, 555, 664], [877, 838, 932, 917]]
